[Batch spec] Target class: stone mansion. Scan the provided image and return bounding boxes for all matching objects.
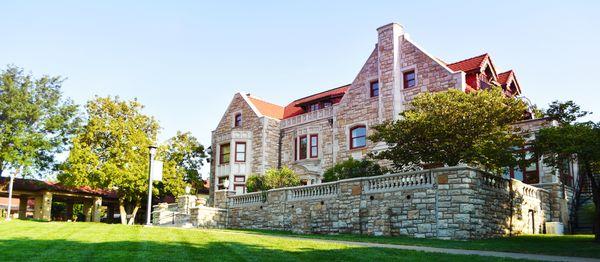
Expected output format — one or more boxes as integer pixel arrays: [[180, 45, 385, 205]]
[[209, 22, 577, 199]]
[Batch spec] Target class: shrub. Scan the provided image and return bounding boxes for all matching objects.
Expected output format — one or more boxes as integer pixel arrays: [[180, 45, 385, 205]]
[[246, 167, 301, 192], [323, 158, 386, 182]]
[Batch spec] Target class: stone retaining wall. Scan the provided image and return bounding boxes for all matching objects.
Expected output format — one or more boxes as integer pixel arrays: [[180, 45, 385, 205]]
[[220, 166, 551, 240]]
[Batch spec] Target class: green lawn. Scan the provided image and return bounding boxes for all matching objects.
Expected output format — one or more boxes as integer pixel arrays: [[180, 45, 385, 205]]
[[0, 220, 520, 261], [227, 228, 600, 259]]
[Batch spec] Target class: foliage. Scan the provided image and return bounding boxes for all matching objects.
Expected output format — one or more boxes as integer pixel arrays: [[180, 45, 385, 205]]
[[0, 65, 80, 177], [323, 158, 386, 182], [246, 167, 300, 192], [58, 97, 166, 224], [159, 131, 206, 195], [370, 87, 528, 172], [544, 100, 590, 125], [533, 101, 600, 241]]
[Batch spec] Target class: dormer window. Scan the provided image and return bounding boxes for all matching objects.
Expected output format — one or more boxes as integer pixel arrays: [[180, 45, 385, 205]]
[[370, 81, 379, 97], [403, 70, 416, 89], [309, 103, 320, 112], [234, 113, 242, 127], [323, 101, 332, 108]]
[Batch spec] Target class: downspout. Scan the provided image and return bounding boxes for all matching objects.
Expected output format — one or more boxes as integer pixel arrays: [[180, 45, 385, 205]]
[[277, 129, 283, 169]]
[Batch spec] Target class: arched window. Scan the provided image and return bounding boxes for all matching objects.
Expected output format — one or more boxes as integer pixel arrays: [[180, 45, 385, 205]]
[[234, 113, 242, 127], [349, 125, 366, 149]]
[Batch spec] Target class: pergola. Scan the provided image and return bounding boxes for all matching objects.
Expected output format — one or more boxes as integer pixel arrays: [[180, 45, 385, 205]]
[[0, 177, 118, 222]]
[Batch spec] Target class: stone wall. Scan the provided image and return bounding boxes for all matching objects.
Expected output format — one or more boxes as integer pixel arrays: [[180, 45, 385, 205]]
[[221, 167, 550, 240]]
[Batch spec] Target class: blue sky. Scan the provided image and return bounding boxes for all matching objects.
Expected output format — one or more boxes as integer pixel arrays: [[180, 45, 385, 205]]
[[1, 1, 599, 176]]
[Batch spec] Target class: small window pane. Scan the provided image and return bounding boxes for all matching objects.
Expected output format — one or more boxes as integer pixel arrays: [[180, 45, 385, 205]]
[[352, 137, 366, 148], [220, 144, 230, 164], [370, 81, 379, 97], [235, 143, 246, 162], [299, 136, 307, 160], [352, 127, 366, 137], [404, 71, 416, 89]]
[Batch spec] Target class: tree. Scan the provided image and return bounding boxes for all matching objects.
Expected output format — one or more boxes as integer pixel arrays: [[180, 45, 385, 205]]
[[370, 87, 528, 172], [533, 101, 600, 241], [246, 167, 300, 193], [323, 158, 386, 182], [0, 65, 80, 177], [59, 96, 176, 225], [159, 131, 207, 195]]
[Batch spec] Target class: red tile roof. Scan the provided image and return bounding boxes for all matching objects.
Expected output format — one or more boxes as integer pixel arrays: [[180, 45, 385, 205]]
[[0, 177, 117, 199], [247, 96, 285, 119], [283, 85, 350, 119], [245, 85, 350, 120], [446, 53, 489, 72], [497, 70, 513, 85]]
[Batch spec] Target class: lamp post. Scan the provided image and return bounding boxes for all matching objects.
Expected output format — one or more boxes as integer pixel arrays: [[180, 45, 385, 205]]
[[146, 145, 157, 226]]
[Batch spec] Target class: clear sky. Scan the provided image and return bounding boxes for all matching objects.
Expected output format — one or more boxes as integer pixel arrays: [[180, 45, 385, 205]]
[[1, 1, 599, 177]]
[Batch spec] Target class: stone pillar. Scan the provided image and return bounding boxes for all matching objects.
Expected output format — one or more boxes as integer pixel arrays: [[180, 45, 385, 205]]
[[33, 195, 43, 220], [91, 197, 103, 222], [18, 196, 28, 219], [178, 195, 198, 214], [214, 190, 235, 209], [65, 201, 74, 221], [40, 192, 53, 221], [83, 200, 92, 222]]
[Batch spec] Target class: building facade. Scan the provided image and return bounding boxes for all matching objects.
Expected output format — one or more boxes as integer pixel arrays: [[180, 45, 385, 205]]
[[209, 23, 576, 209]]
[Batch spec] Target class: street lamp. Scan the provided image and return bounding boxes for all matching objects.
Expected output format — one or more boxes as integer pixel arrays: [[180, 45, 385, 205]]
[[146, 145, 157, 226]]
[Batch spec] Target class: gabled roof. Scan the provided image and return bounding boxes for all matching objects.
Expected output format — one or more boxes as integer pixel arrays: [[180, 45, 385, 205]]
[[497, 70, 513, 85], [246, 95, 285, 119]]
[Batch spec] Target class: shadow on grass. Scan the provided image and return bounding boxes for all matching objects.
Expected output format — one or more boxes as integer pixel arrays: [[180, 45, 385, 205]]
[[0, 237, 516, 262], [220, 228, 600, 259]]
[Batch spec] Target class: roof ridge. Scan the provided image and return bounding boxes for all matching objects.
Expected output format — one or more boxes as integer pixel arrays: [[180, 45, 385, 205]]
[[246, 95, 284, 108], [446, 53, 488, 66]]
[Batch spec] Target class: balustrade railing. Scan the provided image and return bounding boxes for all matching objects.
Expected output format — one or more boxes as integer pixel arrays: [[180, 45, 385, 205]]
[[229, 192, 265, 207], [287, 182, 339, 201], [363, 171, 434, 193], [481, 173, 508, 189], [281, 107, 333, 128]]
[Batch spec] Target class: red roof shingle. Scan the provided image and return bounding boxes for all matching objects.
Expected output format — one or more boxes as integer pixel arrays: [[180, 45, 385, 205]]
[[246, 96, 285, 119], [446, 53, 489, 72]]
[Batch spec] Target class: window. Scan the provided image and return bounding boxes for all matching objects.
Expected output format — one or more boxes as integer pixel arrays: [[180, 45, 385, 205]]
[[234, 142, 246, 162], [294, 137, 298, 160], [299, 135, 308, 160], [234, 113, 242, 127], [350, 125, 367, 149], [309, 103, 320, 112], [403, 70, 416, 89], [219, 143, 230, 164], [370, 81, 379, 97], [234, 176, 245, 182], [323, 101, 332, 108], [506, 146, 539, 184], [310, 134, 318, 158]]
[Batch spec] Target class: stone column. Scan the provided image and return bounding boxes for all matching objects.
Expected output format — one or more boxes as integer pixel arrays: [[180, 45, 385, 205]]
[[83, 200, 92, 222], [40, 191, 53, 221], [91, 197, 103, 222], [18, 196, 28, 219], [65, 201, 74, 221], [33, 195, 43, 220]]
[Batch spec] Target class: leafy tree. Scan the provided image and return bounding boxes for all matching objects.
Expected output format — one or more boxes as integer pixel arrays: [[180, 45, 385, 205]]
[[59, 97, 171, 225], [370, 87, 528, 172], [246, 167, 300, 193], [533, 101, 600, 241], [159, 131, 207, 195], [323, 158, 386, 182], [0, 65, 80, 178]]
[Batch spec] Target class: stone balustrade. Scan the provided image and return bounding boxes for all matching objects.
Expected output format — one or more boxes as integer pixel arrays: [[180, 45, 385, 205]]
[[363, 170, 434, 193], [281, 106, 333, 128], [229, 192, 265, 207], [287, 182, 339, 201]]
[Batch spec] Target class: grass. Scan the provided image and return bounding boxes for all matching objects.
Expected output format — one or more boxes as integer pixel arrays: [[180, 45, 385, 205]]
[[227, 228, 600, 259], [0, 220, 523, 262]]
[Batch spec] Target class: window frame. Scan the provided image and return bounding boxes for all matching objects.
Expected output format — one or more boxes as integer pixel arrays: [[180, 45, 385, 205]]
[[309, 134, 318, 158], [349, 125, 367, 149], [370, 80, 379, 97], [234, 113, 242, 127], [298, 135, 308, 160], [403, 70, 416, 89], [219, 143, 231, 165], [234, 141, 246, 163]]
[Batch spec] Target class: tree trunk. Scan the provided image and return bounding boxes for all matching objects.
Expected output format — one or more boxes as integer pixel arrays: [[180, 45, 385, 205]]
[[127, 201, 141, 225], [118, 198, 128, 225]]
